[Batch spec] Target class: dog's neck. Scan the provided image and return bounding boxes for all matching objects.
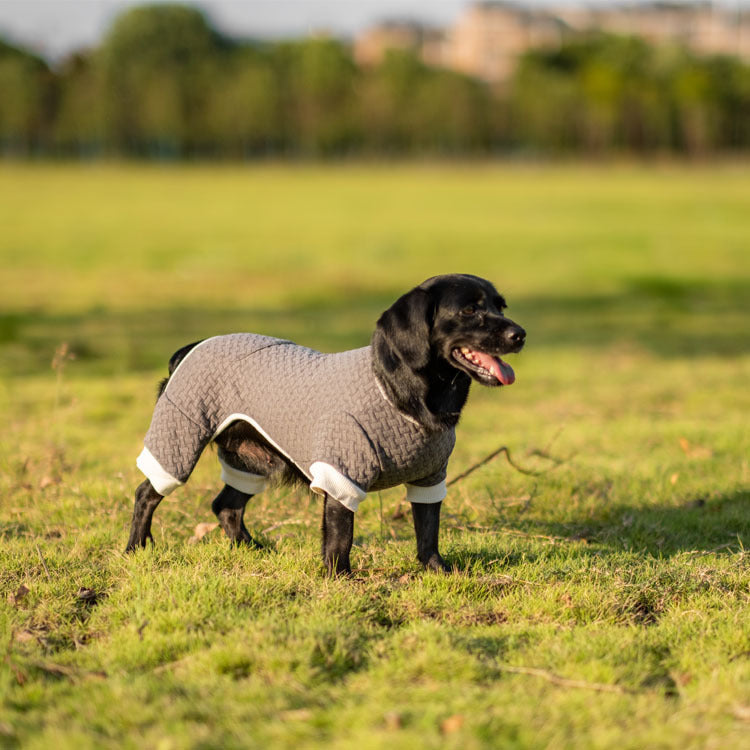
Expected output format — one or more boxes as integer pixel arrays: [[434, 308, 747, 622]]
[[373, 352, 471, 432], [425, 359, 471, 425]]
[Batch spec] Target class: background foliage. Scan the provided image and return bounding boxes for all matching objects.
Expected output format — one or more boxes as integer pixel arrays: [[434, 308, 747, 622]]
[[1, 4, 749, 158]]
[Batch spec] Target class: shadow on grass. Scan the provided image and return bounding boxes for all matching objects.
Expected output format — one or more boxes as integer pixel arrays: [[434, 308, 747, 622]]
[[2, 275, 749, 377], [465, 489, 749, 563]]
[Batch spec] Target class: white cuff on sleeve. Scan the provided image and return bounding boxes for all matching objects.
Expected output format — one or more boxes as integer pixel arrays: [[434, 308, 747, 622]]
[[406, 480, 447, 504], [309, 462, 367, 512], [218, 457, 269, 495], [136, 446, 183, 496]]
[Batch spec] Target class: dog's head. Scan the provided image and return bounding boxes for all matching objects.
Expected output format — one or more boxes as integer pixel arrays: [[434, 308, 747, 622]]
[[372, 274, 525, 429]]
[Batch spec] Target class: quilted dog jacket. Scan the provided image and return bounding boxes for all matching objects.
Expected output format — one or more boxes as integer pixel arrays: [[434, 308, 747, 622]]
[[136, 334, 455, 511]]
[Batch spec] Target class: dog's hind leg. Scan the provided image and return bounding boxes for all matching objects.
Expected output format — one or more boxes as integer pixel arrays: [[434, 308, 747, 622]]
[[125, 480, 164, 552], [411, 502, 451, 573], [211, 485, 262, 548], [321, 495, 354, 576]]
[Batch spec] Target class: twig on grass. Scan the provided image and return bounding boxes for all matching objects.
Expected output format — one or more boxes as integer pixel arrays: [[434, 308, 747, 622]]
[[541, 425, 566, 456], [153, 655, 193, 674], [447, 444, 565, 487], [497, 664, 634, 694], [35, 543, 51, 581], [32, 660, 106, 682], [27, 660, 79, 679], [51, 342, 74, 413], [527, 449, 568, 466]]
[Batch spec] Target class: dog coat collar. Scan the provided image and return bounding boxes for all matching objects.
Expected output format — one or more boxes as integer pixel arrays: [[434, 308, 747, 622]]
[[373, 373, 423, 428]]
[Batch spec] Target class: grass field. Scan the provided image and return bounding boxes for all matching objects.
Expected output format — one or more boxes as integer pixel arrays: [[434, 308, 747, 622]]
[[1, 162, 749, 749]]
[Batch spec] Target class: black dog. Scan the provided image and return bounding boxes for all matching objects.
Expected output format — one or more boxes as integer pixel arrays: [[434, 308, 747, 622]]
[[126, 274, 525, 574]]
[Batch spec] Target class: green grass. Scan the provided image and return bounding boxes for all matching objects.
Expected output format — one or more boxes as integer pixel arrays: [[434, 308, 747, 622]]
[[1, 162, 749, 749]]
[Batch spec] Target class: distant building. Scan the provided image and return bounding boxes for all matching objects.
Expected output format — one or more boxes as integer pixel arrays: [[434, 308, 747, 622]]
[[353, 20, 447, 67], [353, 1, 750, 84], [559, 2, 750, 60], [448, 2, 564, 83]]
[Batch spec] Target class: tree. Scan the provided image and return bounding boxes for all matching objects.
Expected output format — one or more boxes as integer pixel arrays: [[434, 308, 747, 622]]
[[96, 4, 222, 155], [0, 39, 53, 154], [53, 52, 105, 156], [359, 50, 490, 154], [406, 68, 491, 153], [275, 38, 360, 155], [202, 46, 282, 156], [694, 55, 750, 152], [510, 55, 582, 152], [510, 35, 675, 153]]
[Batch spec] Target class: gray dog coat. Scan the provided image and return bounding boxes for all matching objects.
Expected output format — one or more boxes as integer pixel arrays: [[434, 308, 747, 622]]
[[136, 334, 455, 511]]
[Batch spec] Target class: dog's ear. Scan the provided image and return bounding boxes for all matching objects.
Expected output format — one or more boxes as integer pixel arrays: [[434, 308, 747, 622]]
[[372, 287, 433, 374]]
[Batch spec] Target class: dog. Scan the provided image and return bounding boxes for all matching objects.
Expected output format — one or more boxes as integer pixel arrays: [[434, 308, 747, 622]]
[[126, 274, 525, 575]]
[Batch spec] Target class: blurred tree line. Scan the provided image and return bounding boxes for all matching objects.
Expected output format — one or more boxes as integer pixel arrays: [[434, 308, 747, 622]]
[[1, 4, 748, 158]]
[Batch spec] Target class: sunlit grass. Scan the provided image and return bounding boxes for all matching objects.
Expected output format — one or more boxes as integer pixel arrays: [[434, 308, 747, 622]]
[[1, 163, 749, 749]]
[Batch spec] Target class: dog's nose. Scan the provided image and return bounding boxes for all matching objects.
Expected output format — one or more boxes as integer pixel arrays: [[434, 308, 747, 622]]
[[504, 325, 526, 348]]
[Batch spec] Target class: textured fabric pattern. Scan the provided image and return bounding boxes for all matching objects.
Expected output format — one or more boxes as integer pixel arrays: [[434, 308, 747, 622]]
[[139, 334, 455, 507]]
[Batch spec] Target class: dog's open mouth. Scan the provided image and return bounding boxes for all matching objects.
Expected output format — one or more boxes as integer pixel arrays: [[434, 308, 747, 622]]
[[451, 347, 515, 386]]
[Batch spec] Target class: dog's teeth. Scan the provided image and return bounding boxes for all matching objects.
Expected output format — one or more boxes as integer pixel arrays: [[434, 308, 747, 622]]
[[461, 347, 469, 354]]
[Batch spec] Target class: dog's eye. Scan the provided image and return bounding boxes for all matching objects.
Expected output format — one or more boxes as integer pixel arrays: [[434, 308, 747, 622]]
[[460, 305, 477, 317]]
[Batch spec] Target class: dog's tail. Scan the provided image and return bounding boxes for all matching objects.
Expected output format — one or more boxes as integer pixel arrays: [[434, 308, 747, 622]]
[[156, 340, 203, 400]]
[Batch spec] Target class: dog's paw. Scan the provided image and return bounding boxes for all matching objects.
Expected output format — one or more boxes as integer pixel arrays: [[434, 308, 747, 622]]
[[423, 553, 452, 574], [124, 531, 154, 554], [324, 560, 353, 578], [233, 535, 265, 550]]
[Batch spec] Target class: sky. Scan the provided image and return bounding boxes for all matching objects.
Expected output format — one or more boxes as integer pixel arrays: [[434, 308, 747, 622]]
[[0, 0, 747, 63], [0, 0, 467, 61]]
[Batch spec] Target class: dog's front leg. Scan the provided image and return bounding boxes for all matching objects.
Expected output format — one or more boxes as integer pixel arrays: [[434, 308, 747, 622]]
[[321, 495, 354, 576], [125, 479, 164, 552], [411, 502, 451, 573]]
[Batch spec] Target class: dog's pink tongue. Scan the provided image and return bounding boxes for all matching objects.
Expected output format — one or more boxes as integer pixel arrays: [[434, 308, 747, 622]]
[[473, 351, 515, 385]]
